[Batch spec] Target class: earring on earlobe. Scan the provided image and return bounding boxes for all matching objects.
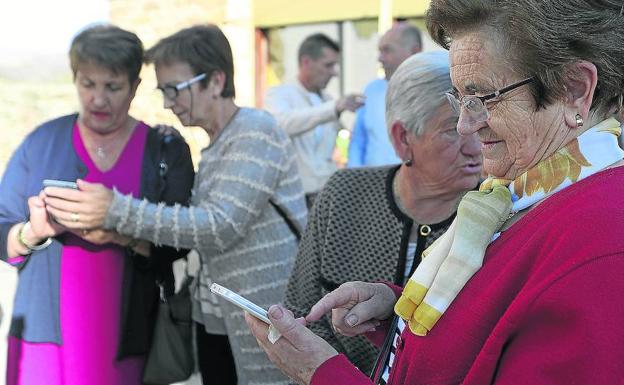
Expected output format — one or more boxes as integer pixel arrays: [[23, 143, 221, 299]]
[[404, 158, 413, 167], [575, 114, 584, 128]]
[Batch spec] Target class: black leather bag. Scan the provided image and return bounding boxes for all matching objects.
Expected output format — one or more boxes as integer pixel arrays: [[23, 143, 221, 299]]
[[143, 134, 194, 384], [143, 275, 194, 384]]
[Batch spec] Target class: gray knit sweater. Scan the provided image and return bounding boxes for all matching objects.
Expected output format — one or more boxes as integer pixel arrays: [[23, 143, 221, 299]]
[[284, 166, 454, 376], [105, 107, 307, 385]]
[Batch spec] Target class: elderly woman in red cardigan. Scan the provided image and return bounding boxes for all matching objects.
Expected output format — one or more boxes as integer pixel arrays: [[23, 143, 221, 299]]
[[246, 0, 624, 384]]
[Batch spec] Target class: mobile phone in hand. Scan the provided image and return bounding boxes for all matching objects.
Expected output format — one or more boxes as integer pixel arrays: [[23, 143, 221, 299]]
[[210, 283, 270, 324], [42, 179, 78, 190]]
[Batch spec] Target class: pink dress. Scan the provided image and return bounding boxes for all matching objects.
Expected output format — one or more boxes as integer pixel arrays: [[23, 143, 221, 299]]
[[7, 122, 149, 385]]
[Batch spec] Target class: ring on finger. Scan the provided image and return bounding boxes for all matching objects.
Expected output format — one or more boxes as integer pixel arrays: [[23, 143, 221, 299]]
[[82, 229, 89, 236], [71, 212, 80, 222]]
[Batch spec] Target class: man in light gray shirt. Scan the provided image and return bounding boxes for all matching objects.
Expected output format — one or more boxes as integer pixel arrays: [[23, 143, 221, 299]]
[[264, 33, 363, 208]]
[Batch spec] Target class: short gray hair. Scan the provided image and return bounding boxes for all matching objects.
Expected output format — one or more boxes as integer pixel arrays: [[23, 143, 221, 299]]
[[386, 50, 451, 143]]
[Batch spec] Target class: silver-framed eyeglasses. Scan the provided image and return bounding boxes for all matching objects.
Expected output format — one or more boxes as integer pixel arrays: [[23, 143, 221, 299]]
[[158, 73, 207, 101], [446, 77, 534, 124]]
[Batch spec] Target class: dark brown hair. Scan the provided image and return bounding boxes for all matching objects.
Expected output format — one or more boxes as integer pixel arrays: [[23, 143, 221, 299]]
[[297, 33, 340, 63], [426, 0, 624, 115], [145, 25, 235, 98], [69, 24, 144, 84]]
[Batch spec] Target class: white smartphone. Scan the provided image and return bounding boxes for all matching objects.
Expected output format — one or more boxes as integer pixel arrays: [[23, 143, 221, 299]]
[[210, 283, 270, 324], [42, 179, 78, 190]]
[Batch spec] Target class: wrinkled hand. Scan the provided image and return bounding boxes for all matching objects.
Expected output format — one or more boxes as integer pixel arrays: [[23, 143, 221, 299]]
[[246, 305, 338, 385], [27, 192, 65, 239], [335, 94, 365, 114], [307, 282, 397, 337], [43, 179, 114, 230], [154, 124, 182, 138]]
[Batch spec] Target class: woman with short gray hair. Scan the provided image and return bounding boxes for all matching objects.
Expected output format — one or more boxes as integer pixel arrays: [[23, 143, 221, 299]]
[[283, 50, 481, 374], [385, 51, 458, 141]]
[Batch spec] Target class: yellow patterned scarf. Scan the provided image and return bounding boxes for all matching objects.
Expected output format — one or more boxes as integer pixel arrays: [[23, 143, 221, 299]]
[[395, 118, 624, 336]]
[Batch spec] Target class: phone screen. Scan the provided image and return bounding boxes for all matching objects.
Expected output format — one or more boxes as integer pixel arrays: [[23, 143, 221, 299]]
[[210, 283, 270, 324], [42, 179, 78, 190]]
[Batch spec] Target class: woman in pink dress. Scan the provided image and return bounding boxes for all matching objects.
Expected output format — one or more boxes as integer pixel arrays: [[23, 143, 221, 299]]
[[0, 24, 194, 385]]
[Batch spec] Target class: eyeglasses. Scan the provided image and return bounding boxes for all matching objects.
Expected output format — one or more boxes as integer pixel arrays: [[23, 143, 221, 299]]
[[157, 73, 207, 101], [446, 77, 534, 124]]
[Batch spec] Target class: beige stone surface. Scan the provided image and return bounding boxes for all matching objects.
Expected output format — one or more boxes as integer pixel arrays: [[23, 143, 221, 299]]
[[0, 76, 76, 176]]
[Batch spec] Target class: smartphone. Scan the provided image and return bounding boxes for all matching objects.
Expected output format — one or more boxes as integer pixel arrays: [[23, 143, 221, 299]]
[[42, 179, 78, 190], [210, 283, 270, 324]]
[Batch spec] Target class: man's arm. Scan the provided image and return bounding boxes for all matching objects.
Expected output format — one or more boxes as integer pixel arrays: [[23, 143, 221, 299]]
[[264, 87, 364, 137], [264, 87, 338, 137]]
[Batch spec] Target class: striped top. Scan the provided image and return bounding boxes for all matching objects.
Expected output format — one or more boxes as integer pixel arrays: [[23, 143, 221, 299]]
[[104, 107, 307, 385]]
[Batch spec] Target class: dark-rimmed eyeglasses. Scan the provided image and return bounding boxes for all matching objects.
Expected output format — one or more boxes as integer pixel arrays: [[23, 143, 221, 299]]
[[157, 73, 207, 101], [446, 77, 534, 124]]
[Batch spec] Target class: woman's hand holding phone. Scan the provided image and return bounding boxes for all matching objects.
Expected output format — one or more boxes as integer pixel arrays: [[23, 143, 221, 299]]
[[245, 304, 339, 385], [28, 191, 65, 240], [43, 179, 113, 230]]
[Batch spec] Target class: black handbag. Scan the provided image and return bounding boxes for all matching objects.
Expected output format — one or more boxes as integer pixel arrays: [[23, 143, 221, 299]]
[[143, 134, 194, 384], [143, 275, 194, 384]]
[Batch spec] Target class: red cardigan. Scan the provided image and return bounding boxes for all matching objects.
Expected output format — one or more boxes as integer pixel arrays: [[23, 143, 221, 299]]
[[311, 167, 624, 385]]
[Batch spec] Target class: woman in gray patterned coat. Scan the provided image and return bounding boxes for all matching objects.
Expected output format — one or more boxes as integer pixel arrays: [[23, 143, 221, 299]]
[[282, 51, 481, 376], [43, 25, 307, 385]]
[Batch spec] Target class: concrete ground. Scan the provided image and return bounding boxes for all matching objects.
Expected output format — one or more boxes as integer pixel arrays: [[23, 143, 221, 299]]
[[174, 373, 202, 385]]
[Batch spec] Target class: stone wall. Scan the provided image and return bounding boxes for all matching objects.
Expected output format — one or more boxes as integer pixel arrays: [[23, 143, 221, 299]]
[[0, 76, 77, 176]]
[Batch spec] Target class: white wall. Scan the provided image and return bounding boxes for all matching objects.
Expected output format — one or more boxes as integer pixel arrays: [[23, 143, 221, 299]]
[[270, 20, 442, 130]]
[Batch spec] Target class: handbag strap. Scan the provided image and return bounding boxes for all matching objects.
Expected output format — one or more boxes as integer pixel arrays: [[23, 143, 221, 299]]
[[369, 315, 400, 383], [269, 199, 301, 242], [155, 133, 192, 299]]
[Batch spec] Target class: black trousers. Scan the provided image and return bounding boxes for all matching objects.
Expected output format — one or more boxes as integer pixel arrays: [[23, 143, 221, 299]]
[[196, 322, 237, 385]]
